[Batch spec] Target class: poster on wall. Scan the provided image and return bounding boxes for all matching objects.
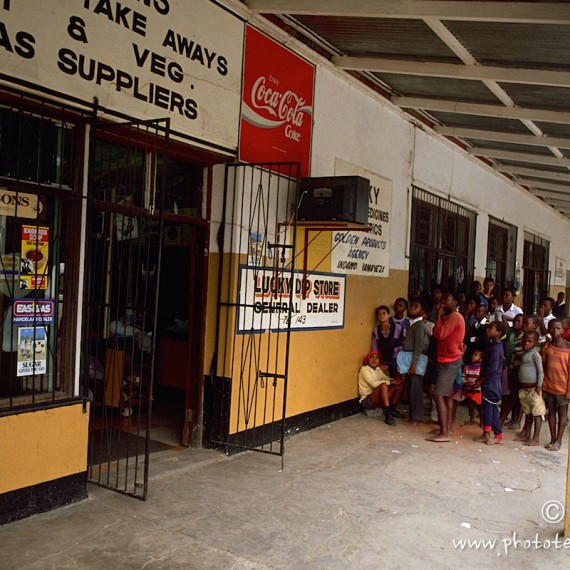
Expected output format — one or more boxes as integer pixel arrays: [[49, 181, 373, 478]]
[[237, 266, 345, 333], [0, 0, 243, 150], [239, 26, 315, 177], [332, 159, 392, 277], [17, 326, 48, 377], [248, 231, 265, 266], [20, 225, 49, 290], [554, 257, 566, 286]]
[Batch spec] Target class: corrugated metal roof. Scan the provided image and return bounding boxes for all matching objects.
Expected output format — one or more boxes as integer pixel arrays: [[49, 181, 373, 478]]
[[296, 16, 461, 60], [247, 1, 570, 217], [373, 74, 500, 101], [427, 111, 532, 133], [445, 21, 570, 68]]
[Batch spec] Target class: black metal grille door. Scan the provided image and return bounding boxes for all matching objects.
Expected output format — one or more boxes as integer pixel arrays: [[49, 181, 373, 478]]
[[84, 118, 168, 499], [208, 163, 299, 458]]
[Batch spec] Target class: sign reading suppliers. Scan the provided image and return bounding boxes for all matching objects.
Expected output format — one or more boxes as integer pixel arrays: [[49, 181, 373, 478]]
[[0, 0, 243, 150], [237, 266, 345, 333], [332, 159, 392, 277], [240, 26, 315, 177], [13, 299, 55, 325]]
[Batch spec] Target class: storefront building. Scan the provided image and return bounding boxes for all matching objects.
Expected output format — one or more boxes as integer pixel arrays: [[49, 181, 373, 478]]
[[1, 0, 569, 523]]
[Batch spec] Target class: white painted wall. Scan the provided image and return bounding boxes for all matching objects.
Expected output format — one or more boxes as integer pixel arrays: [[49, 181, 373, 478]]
[[202, 2, 570, 286], [310, 67, 413, 271], [309, 65, 570, 281]]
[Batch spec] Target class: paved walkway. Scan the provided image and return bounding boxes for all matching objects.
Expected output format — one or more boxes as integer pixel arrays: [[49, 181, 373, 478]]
[[2, 408, 570, 569]]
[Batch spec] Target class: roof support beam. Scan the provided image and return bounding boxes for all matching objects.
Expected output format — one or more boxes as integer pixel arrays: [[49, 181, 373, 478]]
[[494, 166, 570, 183], [245, 1, 570, 24], [527, 188, 570, 201], [392, 97, 570, 125], [331, 57, 570, 88], [517, 179, 570, 193], [469, 148, 570, 168], [540, 198, 570, 209], [435, 127, 570, 149], [529, 194, 570, 209]]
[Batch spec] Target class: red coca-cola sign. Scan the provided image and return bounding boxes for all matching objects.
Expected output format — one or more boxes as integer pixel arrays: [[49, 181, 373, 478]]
[[239, 26, 315, 177]]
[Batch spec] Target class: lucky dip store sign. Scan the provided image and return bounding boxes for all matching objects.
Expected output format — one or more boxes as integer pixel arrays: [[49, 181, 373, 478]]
[[239, 26, 315, 177], [237, 266, 345, 333]]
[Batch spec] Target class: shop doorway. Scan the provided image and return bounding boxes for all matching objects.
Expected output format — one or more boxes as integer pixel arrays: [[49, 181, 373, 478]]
[[84, 118, 206, 499], [153, 220, 206, 448]]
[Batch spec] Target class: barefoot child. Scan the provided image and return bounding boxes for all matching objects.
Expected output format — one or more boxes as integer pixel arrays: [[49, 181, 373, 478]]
[[398, 299, 427, 424], [473, 321, 506, 445], [500, 313, 525, 428], [542, 320, 570, 451], [462, 349, 483, 425], [514, 331, 545, 446], [358, 351, 403, 426]]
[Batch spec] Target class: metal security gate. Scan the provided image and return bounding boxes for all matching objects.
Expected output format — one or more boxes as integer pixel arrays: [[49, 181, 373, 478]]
[[207, 163, 300, 458], [83, 117, 169, 499]]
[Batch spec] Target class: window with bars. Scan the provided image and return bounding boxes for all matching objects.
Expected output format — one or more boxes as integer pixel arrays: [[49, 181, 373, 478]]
[[409, 187, 476, 297], [523, 232, 549, 271], [486, 217, 517, 290], [0, 106, 73, 189], [523, 231, 550, 314], [0, 99, 81, 412]]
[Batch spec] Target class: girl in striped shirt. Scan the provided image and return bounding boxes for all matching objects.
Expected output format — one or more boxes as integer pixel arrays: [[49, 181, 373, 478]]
[[542, 319, 570, 451]]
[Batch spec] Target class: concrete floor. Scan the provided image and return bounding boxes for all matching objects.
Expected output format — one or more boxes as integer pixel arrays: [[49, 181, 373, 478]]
[[2, 407, 570, 569]]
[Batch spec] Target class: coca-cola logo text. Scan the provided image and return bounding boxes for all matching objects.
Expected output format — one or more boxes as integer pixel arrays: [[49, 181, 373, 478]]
[[250, 76, 308, 128]]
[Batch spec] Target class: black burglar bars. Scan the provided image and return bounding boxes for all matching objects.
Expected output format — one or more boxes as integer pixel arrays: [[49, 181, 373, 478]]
[[409, 187, 476, 297], [0, 93, 80, 412], [211, 162, 299, 457], [84, 117, 168, 499]]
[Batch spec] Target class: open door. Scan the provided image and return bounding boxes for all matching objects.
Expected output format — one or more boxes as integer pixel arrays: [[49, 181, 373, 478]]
[[154, 219, 207, 448], [84, 117, 168, 500]]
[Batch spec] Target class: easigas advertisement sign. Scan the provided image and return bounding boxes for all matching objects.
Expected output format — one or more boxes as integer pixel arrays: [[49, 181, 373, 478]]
[[13, 299, 55, 325]]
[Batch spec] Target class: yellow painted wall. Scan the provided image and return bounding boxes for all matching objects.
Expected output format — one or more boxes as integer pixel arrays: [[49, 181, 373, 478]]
[[205, 226, 410, 431], [285, 268, 408, 416], [0, 403, 89, 494]]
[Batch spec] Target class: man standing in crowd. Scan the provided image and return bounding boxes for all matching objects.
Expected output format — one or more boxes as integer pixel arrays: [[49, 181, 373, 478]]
[[426, 292, 465, 443], [553, 292, 567, 318]]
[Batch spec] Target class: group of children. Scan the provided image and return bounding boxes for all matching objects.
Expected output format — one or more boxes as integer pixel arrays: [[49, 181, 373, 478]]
[[358, 287, 570, 451]]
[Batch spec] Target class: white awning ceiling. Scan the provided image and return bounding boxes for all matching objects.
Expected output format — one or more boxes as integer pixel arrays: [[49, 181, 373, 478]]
[[246, 0, 570, 217]]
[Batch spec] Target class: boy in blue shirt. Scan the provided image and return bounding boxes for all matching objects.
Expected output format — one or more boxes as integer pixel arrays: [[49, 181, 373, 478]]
[[473, 321, 507, 445]]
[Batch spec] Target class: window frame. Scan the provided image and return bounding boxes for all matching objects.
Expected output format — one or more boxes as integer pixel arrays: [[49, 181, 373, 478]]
[[0, 93, 86, 413], [409, 187, 477, 297]]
